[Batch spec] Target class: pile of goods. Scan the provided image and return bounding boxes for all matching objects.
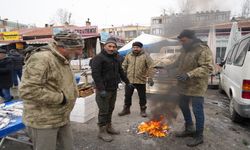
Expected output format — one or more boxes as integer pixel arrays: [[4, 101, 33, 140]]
[[0, 101, 23, 129]]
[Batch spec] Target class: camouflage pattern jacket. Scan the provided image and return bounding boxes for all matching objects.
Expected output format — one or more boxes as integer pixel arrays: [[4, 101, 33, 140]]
[[19, 43, 78, 129], [167, 41, 213, 97], [122, 50, 154, 84]]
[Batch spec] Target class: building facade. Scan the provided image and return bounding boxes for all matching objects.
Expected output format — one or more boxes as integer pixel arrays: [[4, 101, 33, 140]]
[[194, 19, 250, 62], [101, 25, 150, 43], [151, 10, 231, 37], [0, 19, 28, 32]]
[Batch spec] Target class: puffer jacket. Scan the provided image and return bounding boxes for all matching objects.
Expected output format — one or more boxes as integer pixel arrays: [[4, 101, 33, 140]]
[[19, 43, 78, 129], [122, 50, 154, 84]]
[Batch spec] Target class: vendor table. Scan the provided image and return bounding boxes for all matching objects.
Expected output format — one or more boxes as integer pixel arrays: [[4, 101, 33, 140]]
[[0, 100, 32, 148]]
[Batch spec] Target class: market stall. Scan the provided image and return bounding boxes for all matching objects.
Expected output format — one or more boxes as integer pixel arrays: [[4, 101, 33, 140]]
[[0, 101, 32, 148]]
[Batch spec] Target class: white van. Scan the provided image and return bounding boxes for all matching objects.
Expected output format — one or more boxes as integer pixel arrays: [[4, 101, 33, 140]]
[[219, 33, 250, 122]]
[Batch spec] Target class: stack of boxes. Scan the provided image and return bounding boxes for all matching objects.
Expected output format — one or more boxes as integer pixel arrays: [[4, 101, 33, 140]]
[[70, 93, 97, 123]]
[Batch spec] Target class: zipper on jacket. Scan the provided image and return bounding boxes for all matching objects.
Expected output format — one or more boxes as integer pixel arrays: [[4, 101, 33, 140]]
[[133, 55, 137, 83]]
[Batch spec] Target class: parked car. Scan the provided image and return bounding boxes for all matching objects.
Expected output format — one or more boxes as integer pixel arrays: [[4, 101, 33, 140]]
[[219, 33, 250, 122]]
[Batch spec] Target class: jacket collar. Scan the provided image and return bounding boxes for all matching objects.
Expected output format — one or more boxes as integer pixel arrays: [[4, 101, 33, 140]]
[[48, 43, 70, 65], [101, 49, 115, 57], [131, 50, 144, 56]]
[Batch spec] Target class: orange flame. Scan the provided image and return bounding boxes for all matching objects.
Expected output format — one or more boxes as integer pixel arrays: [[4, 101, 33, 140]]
[[137, 116, 170, 137]]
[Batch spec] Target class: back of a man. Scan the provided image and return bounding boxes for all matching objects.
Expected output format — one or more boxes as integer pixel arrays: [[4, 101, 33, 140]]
[[19, 30, 84, 150], [0, 49, 14, 102], [8, 49, 24, 87]]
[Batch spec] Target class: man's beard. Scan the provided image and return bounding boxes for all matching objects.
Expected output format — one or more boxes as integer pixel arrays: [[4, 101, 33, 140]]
[[183, 43, 192, 50], [106, 50, 117, 55], [132, 50, 140, 55], [68, 53, 77, 60]]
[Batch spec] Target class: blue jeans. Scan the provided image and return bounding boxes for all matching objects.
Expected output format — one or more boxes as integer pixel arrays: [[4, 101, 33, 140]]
[[0, 88, 13, 101], [12, 69, 22, 86], [179, 95, 204, 131]]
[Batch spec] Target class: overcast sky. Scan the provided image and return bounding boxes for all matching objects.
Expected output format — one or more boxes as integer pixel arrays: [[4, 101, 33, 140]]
[[0, 0, 244, 28]]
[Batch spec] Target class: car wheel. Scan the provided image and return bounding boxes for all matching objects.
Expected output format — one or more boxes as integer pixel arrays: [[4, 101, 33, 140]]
[[229, 98, 243, 123]]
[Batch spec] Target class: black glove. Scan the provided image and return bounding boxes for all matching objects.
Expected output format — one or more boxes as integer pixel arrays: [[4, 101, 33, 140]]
[[61, 93, 67, 105], [176, 73, 189, 81], [127, 83, 135, 89], [147, 78, 154, 86], [100, 90, 107, 98]]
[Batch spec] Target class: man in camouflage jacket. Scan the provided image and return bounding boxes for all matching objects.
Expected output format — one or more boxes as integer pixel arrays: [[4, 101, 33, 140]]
[[19, 31, 84, 150], [160, 30, 213, 147], [118, 41, 154, 117]]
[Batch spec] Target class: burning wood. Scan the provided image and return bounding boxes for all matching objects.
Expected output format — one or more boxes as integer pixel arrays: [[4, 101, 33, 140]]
[[137, 116, 170, 137]]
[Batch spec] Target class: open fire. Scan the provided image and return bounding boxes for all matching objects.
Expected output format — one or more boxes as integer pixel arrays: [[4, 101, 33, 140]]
[[137, 115, 170, 137]]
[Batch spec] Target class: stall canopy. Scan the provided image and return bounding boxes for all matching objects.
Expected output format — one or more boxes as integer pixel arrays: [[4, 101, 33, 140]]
[[118, 33, 178, 57]]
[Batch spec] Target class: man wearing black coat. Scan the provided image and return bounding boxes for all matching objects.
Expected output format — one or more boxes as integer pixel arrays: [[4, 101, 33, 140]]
[[0, 49, 14, 102], [8, 49, 24, 87], [91, 37, 132, 142]]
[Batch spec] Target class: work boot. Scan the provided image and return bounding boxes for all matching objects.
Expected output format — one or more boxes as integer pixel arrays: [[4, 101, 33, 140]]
[[187, 130, 204, 147], [118, 105, 130, 116], [106, 123, 120, 135], [175, 124, 195, 137], [140, 106, 147, 117], [98, 126, 113, 142]]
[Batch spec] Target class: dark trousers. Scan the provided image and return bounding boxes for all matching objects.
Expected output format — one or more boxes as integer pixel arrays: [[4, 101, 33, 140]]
[[124, 84, 146, 107], [96, 90, 117, 127], [179, 95, 204, 132], [12, 69, 22, 86], [0, 88, 12, 101]]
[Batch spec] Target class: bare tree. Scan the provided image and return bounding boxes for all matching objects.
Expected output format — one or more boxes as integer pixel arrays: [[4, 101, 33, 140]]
[[241, 0, 250, 18], [51, 8, 72, 25], [179, 0, 195, 14]]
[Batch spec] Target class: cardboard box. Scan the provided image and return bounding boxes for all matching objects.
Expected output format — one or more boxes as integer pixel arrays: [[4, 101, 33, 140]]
[[70, 94, 97, 123]]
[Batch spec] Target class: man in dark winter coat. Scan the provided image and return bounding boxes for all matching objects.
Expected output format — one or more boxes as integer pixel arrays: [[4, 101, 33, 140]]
[[8, 49, 24, 87], [90, 37, 132, 142], [0, 49, 14, 102]]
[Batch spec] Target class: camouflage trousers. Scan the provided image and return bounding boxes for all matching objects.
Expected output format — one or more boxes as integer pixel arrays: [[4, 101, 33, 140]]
[[27, 123, 73, 150], [95, 90, 117, 127]]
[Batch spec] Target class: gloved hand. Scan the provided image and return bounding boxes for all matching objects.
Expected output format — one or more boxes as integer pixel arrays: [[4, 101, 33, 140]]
[[100, 90, 107, 98], [126, 83, 135, 89], [176, 73, 189, 81], [147, 78, 154, 86]]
